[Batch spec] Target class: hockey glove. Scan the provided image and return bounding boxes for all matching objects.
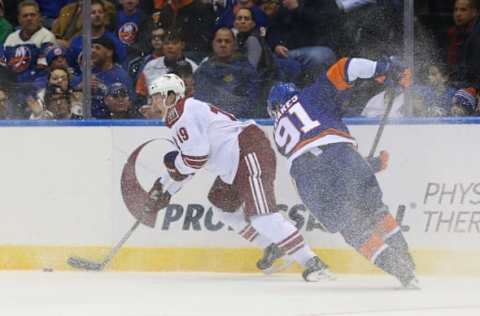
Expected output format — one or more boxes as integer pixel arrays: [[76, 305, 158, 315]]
[[367, 150, 389, 173], [164, 150, 191, 181], [144, 178, 172, 213], [375, 56, 412, 88]]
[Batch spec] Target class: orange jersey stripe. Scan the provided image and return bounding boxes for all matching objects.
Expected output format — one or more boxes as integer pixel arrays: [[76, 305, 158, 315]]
[[290, 128, 354, 156], [327, 57, 352, 91]]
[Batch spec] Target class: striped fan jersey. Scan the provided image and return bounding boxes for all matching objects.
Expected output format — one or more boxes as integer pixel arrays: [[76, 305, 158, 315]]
[[166, 97, 254, 184], [2, 27, 56, 82]]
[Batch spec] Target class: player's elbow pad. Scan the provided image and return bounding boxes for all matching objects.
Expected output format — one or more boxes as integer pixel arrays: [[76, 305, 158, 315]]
[[164, 151, 190, 181]]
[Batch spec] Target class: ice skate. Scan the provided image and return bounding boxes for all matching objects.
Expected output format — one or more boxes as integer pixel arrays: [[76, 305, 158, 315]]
[[302, 256, 335, 282], [257, 243, 294, 274], [400, 276, 421, 290]]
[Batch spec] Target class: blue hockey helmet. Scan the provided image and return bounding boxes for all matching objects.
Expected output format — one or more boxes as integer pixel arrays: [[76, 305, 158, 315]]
[[267, 82, 299, 118]]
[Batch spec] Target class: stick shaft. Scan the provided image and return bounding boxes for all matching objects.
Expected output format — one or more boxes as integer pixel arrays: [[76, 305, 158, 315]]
[[100, 219, 141, 267], [367, 88, 395, 159]]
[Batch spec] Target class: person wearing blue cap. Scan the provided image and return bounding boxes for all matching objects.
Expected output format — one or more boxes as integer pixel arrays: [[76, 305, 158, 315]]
[[33, 46, 79, 91]]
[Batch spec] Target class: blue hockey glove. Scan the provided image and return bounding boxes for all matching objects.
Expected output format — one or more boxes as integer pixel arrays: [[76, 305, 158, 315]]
[[375, 56, 412, 88]]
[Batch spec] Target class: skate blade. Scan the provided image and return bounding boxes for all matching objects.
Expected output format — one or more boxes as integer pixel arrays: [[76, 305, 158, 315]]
[[397, 278, 421, 290], [261, 258, 295, 275], [305, 268, 337, 282]]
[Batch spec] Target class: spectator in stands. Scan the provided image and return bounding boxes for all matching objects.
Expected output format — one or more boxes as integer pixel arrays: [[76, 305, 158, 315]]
[[27, 93, 53, 119], [266, 0, 337, 85], [447, 0, 480, 88], [115, 0, 149, 61], [450, 87, 478, 116], [44, 83, 83, 119], [0, 0, 13, 44], [233, 7, 274, 74], [0, 67, 13, 118], [67, 0, 127, 75], [233, 7, 280, 105], [2, 0, 57, 82], [89, 34, 133, 118], [423, 63, 457, 115], [170, 59, 194, 96], [29, 82, 83, 119], [0, 85, 9, 119], [193, 27, 262, 118], [448, 0, 478, 68], [104, 82, 138, 119], [135, 29, 197, 98], [152, 0, 216, 63], [46, 66, 71, 92], [52, 0, 117, 48], [33, 46, 80, 90], [36, 0, 71, 29], [127, 26, 165, 81], [216, 0, 269, 30]]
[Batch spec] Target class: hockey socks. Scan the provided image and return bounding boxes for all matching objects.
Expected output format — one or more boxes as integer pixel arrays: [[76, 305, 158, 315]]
[[375, 212, 416, 271], [214, 209, 272, 248], [354, 231, 416, 287], [250, 213, 316, 267]]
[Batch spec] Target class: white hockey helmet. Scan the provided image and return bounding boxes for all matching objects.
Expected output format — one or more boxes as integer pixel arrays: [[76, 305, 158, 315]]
[[148, 73, 186, 102]]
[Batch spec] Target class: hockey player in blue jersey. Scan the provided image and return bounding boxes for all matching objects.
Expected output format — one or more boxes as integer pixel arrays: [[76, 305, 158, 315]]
[[266, 57, 419, 289]]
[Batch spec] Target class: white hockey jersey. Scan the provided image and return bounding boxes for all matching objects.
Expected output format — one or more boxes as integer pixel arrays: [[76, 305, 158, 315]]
[[166, 97, 254, 184]]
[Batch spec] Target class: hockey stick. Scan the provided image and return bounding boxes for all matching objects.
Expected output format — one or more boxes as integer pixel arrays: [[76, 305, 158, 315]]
[[67, 174, 186, 271], [367, 87, 396, 159], [67, 219, 141, 271]]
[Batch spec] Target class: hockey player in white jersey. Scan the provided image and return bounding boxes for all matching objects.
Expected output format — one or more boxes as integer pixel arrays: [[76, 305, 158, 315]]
[[142, 73, 333, 281]]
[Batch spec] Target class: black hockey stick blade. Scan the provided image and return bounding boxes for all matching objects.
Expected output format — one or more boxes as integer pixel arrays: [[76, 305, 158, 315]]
[[67, 256, 105, 271]]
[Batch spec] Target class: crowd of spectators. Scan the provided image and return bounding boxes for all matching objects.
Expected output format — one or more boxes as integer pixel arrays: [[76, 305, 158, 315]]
[[0, 0, 478, 120]]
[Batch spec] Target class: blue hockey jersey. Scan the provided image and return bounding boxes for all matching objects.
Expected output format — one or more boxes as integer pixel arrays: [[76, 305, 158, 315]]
[[272, 58, 380, 166]]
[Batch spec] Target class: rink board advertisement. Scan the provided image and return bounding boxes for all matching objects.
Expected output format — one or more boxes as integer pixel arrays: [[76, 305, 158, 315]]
[[0, 122, 478, 275]]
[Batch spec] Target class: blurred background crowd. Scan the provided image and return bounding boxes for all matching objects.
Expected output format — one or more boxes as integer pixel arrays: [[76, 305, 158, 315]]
[[0, 0, 478, 120]]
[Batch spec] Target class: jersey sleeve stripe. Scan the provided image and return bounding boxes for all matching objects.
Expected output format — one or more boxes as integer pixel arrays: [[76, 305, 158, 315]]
[[327, 57, 352, 91], [290, 128, 354, 156], [182, 154, 208, 169]]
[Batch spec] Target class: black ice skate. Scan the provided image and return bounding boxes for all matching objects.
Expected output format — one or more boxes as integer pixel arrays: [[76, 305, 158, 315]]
[[256, 243, 294, 274], [302, 256, 335, 282]]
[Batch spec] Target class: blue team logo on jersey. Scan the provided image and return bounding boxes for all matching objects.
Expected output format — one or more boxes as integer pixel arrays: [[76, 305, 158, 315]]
[[118, 22, 139, 46], [9, 46, 32, 73]]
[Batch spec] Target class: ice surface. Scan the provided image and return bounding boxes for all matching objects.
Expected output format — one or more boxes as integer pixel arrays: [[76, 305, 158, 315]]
[[0, 271, 479, 316]]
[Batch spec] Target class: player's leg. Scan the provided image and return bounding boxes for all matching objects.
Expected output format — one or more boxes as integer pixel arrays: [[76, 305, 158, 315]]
[[373, 206, 416, 271], [337, 146, 418, 288], [340, 214, 419, 288], [207, 176, 288, 272], [291, 143, 417, 287], [236, 125, 332, 281]]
